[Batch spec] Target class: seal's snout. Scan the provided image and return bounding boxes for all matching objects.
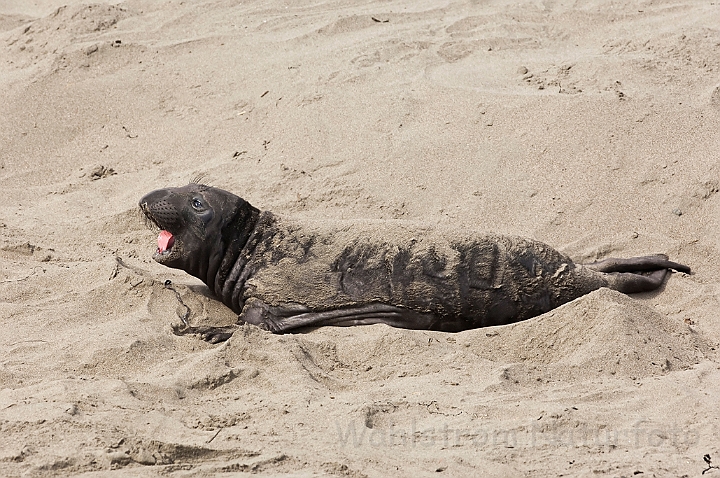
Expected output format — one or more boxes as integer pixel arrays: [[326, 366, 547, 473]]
[[139, 189, 182, 230], [139, 188, 188, 265]]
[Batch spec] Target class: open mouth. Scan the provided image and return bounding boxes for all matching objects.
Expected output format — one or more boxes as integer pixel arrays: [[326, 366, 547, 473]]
[[157, 230, 175, 256]]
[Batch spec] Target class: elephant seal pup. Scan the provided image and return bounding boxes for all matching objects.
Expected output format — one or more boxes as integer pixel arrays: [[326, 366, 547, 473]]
[[139, 184, 690, 342]]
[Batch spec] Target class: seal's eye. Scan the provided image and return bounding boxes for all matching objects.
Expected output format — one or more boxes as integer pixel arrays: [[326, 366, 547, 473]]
[[191, 198, 203, 210]]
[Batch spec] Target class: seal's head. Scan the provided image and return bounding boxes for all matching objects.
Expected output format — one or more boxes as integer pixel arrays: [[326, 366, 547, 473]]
[[139, 183, 256, 283]]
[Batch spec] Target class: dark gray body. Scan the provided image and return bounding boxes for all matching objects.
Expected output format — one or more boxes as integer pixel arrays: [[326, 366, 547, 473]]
[[139, 184, 690, 341]]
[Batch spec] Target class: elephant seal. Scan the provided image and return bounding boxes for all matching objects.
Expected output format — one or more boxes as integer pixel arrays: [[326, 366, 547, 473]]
[[139, 183, 690, 342]]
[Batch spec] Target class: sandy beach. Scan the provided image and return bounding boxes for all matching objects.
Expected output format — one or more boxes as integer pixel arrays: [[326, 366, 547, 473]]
[[1, 0, 720, 476]]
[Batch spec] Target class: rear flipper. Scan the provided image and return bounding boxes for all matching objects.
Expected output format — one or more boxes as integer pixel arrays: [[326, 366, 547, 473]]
[[583, 254, 690, 295], [605, 269, 669, 294], [584, 254, 690, 274]]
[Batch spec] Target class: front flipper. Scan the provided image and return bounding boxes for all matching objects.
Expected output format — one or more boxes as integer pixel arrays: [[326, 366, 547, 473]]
[[242, 299, 440, 333], [170, 301, 315, 342], [172, 323, 238, 343], [173, 301, 443, 342]]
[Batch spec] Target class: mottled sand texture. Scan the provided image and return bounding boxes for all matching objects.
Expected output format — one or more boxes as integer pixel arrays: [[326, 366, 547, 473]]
[[1, 1, 719, 476]]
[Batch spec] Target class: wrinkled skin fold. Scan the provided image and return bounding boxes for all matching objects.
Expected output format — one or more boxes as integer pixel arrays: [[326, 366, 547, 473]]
[[139, 184, 690, 342]]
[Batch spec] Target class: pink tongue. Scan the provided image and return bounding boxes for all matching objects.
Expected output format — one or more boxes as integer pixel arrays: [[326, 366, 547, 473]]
[[158, 230, 174, 253]]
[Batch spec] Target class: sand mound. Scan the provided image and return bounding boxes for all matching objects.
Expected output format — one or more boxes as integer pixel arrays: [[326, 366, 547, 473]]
[[467, 288, 708, 383]]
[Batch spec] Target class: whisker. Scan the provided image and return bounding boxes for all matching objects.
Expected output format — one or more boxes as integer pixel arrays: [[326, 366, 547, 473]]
[[138, 205, 160, 231], [190, 173, 208, 185]]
